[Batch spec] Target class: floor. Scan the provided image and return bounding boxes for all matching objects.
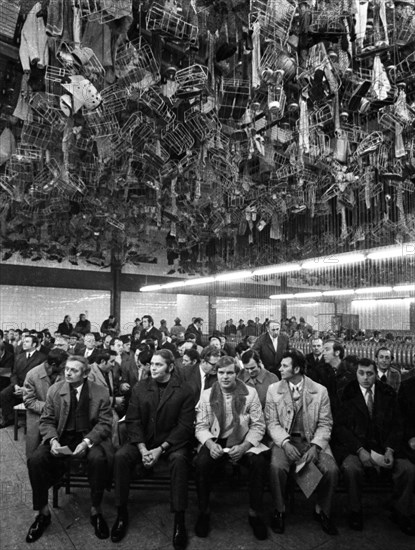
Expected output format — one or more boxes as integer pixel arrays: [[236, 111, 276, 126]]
[[1, 424, 413, 550]]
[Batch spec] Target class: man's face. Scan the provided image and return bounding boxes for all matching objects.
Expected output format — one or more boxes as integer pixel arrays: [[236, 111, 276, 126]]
[[8, 330, 15, 341], [54, 338, 69, 351], [69, 336, 77, 346], [150, 354, 171, 382], [111, 339, 123, 354], [51, 360, 66, 375], [376, 350, 392, 372], [103, 335, 112, 348], [182, 354, 194, 368], [323, 342, 337, 365], [209, 337, 221, 350], [279, 357, 297, 381], [268, 323, 280, 338], [84, 335, 96, 350], [217, 364, 237, 391], [142, 318, 150, 329], [357, 364, 376, 390], [80, 315, 86, 322], [22, 336, 35, 351], [312, 339, 323, 356], [219, 337, 226, 349], [123, 342, 131, 353], [100, 357, 116, 373], [244, 358, 261, 379], [65, 360, 86, 386], [195, 320, 203, 329], [201, 354, 220, 375]]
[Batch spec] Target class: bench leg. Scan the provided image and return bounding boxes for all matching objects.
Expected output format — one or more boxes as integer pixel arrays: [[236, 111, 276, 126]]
[[53, 485, 59, 508], [13, 410, 18, 441]]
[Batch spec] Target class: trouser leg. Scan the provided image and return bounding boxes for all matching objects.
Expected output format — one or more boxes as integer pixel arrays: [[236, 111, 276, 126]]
[[194, 446, 223, 513], [269, 446, 291, 513], [341, 454, 365, 512], [391, 458, 415, 516], [241, 452, 267, 514], [27, 444, 66, 510], [113, 443, 141, 507], [168, 448, 190, 513], [315, 452, 339, 516], [0, 384, 20, 423], [87, 445, 108, 508]]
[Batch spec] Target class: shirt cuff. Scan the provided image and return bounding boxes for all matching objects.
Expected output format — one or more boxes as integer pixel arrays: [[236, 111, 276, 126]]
[[83, 438, 93, 448]]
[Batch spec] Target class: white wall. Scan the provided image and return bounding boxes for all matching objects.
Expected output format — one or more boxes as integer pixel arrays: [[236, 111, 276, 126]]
[[350, 298, 413, 332]]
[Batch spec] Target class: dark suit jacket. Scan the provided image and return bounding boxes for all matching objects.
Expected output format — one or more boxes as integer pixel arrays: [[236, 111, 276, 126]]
[[181, 364, 216, 405], [185, 324, 203, 346], [57, 321, 73, 336], [125, 374, 195, 451], [0, 349, 14, 377], [398, 377, 415, 463], [252, 332, 289, 375], [72, 345, 100, 364], [333, 379, 403, 464], [11, 349, 47, 386], [138, 326, 162, 348]]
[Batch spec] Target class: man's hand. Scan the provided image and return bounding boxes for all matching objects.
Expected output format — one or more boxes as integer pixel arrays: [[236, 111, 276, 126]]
[[13, 385, 23, 396], [50, 439, 61, 456], [142, 446, 162, 468], [302, 445, 319, 464], [228, 444, 246, 463], [114, 396, 125, 406], [384, 448, 394, 468], [358, 448, 373, 468], [73, 440, 88, 456], [206, 440, 224, 460], [408, 437, 415, 451], [120, 383, 130, 393], [283, 442, 302, 462]]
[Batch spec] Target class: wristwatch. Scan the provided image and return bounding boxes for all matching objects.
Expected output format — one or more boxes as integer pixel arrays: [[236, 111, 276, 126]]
[[160, 443, 169, 454]]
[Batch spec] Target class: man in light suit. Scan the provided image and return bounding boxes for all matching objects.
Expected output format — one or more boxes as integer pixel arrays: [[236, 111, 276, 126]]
[[253, 321, 289, 376], [25, 356, 114, 543], [0, 335, 47, 427], [23, 348, 68, 458], [194, 356, 269, 541], [265, 349, 339, 536]]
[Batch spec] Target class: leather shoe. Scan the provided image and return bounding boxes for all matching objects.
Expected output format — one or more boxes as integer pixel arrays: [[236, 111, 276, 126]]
[[348, 510, 363, 531], [26, 514, 51, 543], [391, 511, 415, 536], [313, 510, 338, 535], [111, 514, 129, 543], [90, 513, 109, 539], [173, 522, 188, 550], [195, 513, 210, 538], [270, 511, 285, 534], [249, 516, 267, 540]]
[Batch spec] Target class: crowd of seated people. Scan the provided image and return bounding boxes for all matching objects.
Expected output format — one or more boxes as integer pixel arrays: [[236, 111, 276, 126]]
[[0, 315, 414, 549]]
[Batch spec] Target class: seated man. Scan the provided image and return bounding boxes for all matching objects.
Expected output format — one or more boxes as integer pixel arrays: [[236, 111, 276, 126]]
[[23, 349, 69, 458], [111, 349, 195, 549], [181, 345, 221, 405], [25, 356, 114, 543], [265, 349, 339, 535], [335, 358, 415, 535], [239, 349, 279, 409], [194, 356, 268, 541]]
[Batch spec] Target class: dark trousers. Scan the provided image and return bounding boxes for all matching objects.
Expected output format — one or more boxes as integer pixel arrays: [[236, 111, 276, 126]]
[[342, 455, 415, 515], [0, 384, 22, 422], [28, 442, 108, 510], [114, 443, 190, 512], [195, 446, 267, 513]]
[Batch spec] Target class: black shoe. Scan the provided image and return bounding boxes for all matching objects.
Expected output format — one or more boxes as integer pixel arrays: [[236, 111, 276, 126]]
[[348, 510, 363, 531], [90, 513, 109, 539], [313, 510, 338, 536], [111, 514, 129, 543], [270, 512, 285, 534], [249, 516, 268, 540], [195, 513, 210, 538], [391, 511, 415, 536], [173, 522, 188, 550], [26, 514, 51, 543]]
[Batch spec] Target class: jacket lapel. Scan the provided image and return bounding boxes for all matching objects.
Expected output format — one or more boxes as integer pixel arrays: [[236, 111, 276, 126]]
[[157, 378, 178, 412], [58, 382, 71, 435]]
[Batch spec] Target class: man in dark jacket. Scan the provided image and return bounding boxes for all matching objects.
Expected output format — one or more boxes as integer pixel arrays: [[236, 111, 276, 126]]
[[398, 376, 415, 464], [111, 349, 195, 549], [334, 358, 415, 535], [252, 321, 289, 376]]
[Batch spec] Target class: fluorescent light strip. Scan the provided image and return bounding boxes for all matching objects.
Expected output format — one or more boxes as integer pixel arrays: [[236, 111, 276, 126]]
[[367, 243, 415, 260], [302, 253, 365, 270], [184, 277, 215, 286], [393, 284, 415, 292], [322, 289, 356, 296], [269, 294, 296, 299], [295, 291, 323, 298], [252, 263, 301, 276], [215, 270, 252, 282], [355, 286, 393, 294]]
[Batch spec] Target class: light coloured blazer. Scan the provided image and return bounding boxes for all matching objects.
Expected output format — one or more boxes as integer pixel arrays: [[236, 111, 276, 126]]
[[195, 385, 268, 454], [23, 362, 63, 458], [265, 375, 333, 453], [88, 363, 114, 396]]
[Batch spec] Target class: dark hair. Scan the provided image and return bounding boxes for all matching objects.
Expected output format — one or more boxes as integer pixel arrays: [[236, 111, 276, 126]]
[[153, 348, 175, 366], [142, 315, 154, 326], [25, 334, 39, 347], [201, 345, 222, 361], [138, 349, 153, 365], [0, 341, 5, 352], [281, 349, 306, 374], [325, 339, 345, 359], [241, 349, 261, 365], [235, 341, 249, 356], [183, 349, 200, 363], [216, 355, 240, 374], [194, 317, 203, 324], [47, 348, 69, 367], [357, 357, 376, 372], [110, 337, 122, 346], [185, 333, 197, 341], [375, 346, 393, 360], [0, 330, 4, 338], [95, 350, 117, 364]]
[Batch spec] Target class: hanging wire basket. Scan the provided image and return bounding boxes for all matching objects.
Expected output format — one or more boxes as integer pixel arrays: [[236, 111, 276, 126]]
[[115, 40, 161, 91], [161, 123, 195, 156], [79, 0, 132, 24], [250, 0, 296, 46], [146, 3, 199, 45]]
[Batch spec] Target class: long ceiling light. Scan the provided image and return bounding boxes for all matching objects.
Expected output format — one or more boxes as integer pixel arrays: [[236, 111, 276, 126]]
[[252, 263, 301, 276], [269, 294, 296, 299], [322, 289, 356, 296], [367, 243, 415, 260], [393, 284, 415, 292], [294, 291, 323, 298], [355, 286, 393, 294], [215, 270, 252, 282], [302, 252, 365, 270]]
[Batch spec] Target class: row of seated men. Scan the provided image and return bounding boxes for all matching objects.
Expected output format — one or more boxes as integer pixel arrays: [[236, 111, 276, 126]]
[[4, 336, 414, 548]]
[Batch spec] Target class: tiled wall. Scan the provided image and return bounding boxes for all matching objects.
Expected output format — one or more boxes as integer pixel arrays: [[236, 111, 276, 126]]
[[0, 285, 111, 333]]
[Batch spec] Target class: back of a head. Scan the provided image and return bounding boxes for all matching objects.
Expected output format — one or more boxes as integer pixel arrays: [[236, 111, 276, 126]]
[[47, 348, 69, 367]]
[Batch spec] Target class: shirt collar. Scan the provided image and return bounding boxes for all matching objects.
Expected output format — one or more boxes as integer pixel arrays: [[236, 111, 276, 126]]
[[359, 384, 375, 399]]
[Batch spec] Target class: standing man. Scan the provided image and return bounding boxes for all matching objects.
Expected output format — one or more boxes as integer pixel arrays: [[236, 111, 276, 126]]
[[185, 317, 204, 347], [375, 347, 401, 392], [305, 337, 324, 378], [253, 321, 289, 376], [335, 358, 414, 535], [0, 334, 47, 428], [74, 313, 91, 336], [0, 341, 14, 392], [170, 318, 186, 342], [25, 356, 114, 542], [265, 349, 339, 536], [111, 349, 195, 549], [138, 315, 163, 348], [194, 356, 268, 541], [23, 349, 69, 458]]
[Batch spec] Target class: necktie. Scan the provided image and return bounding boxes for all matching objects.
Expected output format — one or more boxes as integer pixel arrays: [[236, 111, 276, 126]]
[[380, 374, 387, 383], [27, 352, 32, 359], [292, 384, 301, 401], [366, 388, 374, 418]]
